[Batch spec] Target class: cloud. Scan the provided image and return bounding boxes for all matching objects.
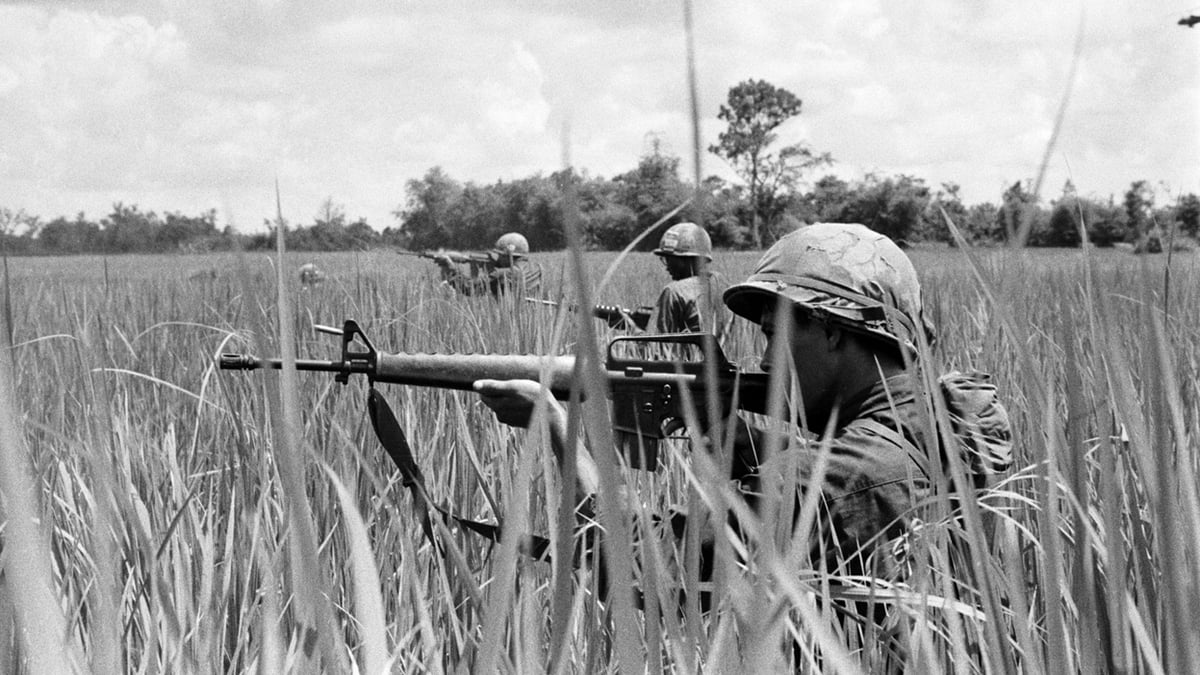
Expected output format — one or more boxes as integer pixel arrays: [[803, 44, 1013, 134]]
[[0, 1, 1196, 229]]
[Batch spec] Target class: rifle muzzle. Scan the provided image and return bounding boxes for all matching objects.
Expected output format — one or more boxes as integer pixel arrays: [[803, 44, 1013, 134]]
[[219, 354, 262, 370]]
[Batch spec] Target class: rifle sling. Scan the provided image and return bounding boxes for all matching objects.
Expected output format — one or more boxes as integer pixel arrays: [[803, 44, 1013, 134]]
[[367, 387, 553, 562]]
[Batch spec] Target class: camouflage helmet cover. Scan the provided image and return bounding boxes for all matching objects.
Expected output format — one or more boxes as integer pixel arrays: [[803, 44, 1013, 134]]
[[653, 222, 713, 260], [723, 223, 932, 352], [493, 232, 530, 257]]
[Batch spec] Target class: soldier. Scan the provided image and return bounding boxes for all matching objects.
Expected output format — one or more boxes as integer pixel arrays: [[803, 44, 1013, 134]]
[[473, 223, 1011, 663], [298, 262, 325, 288], [721, 223, 1010, 551], [472, 222, 1008, 638], [434, 232, 542, 298], [651, 222, 730, 339]]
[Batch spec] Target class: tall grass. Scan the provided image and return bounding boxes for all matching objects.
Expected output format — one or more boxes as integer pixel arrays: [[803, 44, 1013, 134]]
[[0, 244, 1197, 672]]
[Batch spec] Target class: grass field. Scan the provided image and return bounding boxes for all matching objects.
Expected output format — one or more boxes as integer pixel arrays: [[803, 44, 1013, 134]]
[[1, 244, 1198, 673]]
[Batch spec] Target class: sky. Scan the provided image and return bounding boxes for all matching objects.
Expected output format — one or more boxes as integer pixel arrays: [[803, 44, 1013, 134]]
[[2, 1, 1198, 233]]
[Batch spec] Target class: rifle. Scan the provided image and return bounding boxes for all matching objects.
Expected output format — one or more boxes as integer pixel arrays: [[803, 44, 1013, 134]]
[[219, 319, 768, 469], [525, 298, 654, 331], [397, 249, 495, 271]]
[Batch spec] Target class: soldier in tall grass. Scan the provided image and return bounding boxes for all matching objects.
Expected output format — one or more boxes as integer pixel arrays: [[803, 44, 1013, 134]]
[[435, 231, 543, 297], [476, 223, 1011, 663], [651, 222, 730, 340], [298, 262, 325, 287]]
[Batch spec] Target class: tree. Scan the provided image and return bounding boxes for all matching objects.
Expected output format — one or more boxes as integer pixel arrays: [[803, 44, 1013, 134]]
[[102, 203, 159, 253], [452, 183, 505, 249], [1176, 193, 1200, 238], [961, 203, 1002, 245], [926, 182, 968, 242], [1123, 180, 1154, 238], [709, 79, 831, 248], [0, 208, 38, 255], [497, 175, 566, 251], [997, 181, 1044, 245], [697, 175, 749, 248], [799, 174, 852, 223], [613, 138, 691, 250], [393, 167, 462, 250], [1044, 180, 1082, 247], [851, 174, 930, 243], [1085, 197, 1128, 247], [1047, 202, 1083, 247], [38, 213, 100, 254], [158, 209, 219, 252]]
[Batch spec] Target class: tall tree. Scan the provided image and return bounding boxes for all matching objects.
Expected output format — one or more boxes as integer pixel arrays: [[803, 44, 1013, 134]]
[[997, 180, 1039, 245], [1045, 180, 1083, 247], [927, 182, 968, 242], [709, 79, 831, 248], [613, 137, 691, 249], [1123, 180, 1154, 238], [102, 203, 159, 253], [393, 167, 462, 250]]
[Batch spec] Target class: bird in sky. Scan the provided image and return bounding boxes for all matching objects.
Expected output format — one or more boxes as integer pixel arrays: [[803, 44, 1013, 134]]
[[1179, 15, 1200, 27]]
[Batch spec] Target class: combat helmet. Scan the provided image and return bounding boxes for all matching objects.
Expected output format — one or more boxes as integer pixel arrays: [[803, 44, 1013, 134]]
[[653, 222, 713, 261], [723, 222, 933, 354], [493, 232, 530, 258]]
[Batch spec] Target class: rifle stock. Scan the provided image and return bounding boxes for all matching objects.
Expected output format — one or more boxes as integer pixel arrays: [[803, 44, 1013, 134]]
[[220, 320, 769, 468]]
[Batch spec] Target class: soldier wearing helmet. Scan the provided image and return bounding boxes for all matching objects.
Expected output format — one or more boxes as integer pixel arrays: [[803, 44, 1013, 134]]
[[720, 223, 1011, 640], [435, 232, 543, 298], [650, 222, 730, 339], [470, 223, 1010, 655]]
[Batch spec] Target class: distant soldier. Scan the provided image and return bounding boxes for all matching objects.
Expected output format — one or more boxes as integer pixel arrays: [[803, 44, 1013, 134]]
[[435, 232, 542, 298], [652, 222, 730, 340], [188, 269, 218, 282], [299, 263, 325, 288]]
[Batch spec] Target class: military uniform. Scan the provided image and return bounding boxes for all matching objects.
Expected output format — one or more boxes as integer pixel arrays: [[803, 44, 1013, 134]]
[[651, 222, 728, 339], [654, 272, 730, 339], [724, 224, 1011, 568], [734, 370, 1009, 577], [438, 232, 542, 298], [443, 263, 542, 298]]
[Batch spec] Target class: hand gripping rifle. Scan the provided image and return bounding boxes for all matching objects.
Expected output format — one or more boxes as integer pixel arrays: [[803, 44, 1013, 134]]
[[219, 320, 768, 566], [397, 248, 495, 275], [525, 298, 654, 331], [219, 319, 768, 467]]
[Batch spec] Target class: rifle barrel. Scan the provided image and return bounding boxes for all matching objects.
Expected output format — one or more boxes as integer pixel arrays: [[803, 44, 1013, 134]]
[[219, 354, 369, 375], [374, 352, 576, 393], [220, 349, 770, 414]]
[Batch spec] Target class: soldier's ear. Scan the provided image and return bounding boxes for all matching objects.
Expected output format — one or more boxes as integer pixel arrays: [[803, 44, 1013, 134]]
[[824, 323, 845, 351]]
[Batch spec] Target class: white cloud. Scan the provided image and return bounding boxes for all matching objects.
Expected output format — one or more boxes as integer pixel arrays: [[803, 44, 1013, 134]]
[[0, 1, 1195, 228]]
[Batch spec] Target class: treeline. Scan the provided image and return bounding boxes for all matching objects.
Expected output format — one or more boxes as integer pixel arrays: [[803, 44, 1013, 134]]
[[393, 163, 1200, 252], [2, 159, 1197, 256], [0, 201, 383, 256], [4, 76, 1198, 256]]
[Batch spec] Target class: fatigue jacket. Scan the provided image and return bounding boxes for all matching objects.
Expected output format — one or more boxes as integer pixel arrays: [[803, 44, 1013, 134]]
[[734, 374, 934, 576], [444, 262, 542, 298], [734, 370, 1012, 576], [654, 272, 730, 339]]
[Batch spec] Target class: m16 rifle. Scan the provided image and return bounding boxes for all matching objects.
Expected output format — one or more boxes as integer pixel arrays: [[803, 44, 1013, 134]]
[[525, 298, 654, 331], [398, 248, 496, 274], [219, 319, 768, 468]]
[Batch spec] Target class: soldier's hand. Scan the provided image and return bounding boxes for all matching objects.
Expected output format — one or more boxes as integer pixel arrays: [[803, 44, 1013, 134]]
[[432, 253, 453, 267], [474, 379, 563, 429]]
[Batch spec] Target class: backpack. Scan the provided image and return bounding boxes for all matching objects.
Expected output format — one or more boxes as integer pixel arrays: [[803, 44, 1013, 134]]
[[938, 371, 1013, 488]]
